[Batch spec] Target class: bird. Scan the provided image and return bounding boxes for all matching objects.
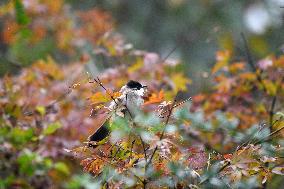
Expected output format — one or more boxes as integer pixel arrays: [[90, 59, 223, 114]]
[[87, 80, 147, 148]]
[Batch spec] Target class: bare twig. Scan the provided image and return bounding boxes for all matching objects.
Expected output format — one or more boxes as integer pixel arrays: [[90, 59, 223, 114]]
[[139, 136, 148, 162], [93, 77, 118, 106], [160, 46, 178, 63], [254, 123, 284, 145], [199, 161, 231, 185], [158, 97, 192, 118], [269, 76, 284, 131], [146, 95, 178, 168], [129, 139, 136, 162], [269, 96, 277, 131], [187, 132, 221, 155], [241, 33, 268, 94]]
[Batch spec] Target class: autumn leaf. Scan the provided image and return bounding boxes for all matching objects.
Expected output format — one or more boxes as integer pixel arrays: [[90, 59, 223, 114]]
[[88, 91, 121, 105], [144, 91, 164, 105], [228, 62, 245, 74], [263, 80, 277, 96], [88, 92, 110, 104], [239, 72, 256, 81], [192, 94, 206, 103], [272, 167, 284, 175], [212, 50, 231, 74], [128, 58, 143, 73], [171, 73, 191, 92], [223, 153, 233, 160]]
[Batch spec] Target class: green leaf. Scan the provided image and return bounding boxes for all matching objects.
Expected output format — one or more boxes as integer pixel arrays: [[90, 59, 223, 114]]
[[17, 150, 36, 176], [54, 162, 70, 175], [0, 175, 15, 189], [14, 0, 30, 25], [43, 122, 62, 135], [10, 127, 34, 145]]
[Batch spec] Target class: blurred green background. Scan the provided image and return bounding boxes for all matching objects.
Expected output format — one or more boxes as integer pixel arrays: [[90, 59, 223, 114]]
[[86, 0, 284, 92]]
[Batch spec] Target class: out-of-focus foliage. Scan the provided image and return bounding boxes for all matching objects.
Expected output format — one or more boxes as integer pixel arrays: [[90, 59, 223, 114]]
[[1, 0, 284, 189], [67, 49, 284, 188], [82, 1, 284, 75], [0, 2, 189, 188], [0, 0, 116, 75]]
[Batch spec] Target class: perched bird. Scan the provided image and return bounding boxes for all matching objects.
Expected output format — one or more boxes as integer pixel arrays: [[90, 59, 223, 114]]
[[88, 80, 147, 147]]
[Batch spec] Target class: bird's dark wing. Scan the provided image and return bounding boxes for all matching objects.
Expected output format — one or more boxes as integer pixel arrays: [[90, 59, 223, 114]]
[[88, 123, 110, 142], [87, 112, 111, 148]]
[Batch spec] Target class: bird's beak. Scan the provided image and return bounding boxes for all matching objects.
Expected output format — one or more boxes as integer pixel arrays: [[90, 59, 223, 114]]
[[142, 85, 147, 88]]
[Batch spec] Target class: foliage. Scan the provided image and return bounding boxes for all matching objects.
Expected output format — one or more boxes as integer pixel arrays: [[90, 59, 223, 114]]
[[67, 49, 284, 188], [1, 1, 284, 189]]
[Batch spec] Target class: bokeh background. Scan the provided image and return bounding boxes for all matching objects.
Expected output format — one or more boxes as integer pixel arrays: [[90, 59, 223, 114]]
[[1, 0, 284, 188], [1, 0, 284, 93]]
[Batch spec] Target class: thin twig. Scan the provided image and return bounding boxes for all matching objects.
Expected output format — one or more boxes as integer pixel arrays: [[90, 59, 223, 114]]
[[254, 123, 284, 145], [158, 97, 192, 118], [187, 132, 221, 155], [269, 96, 277, 131], [160, 46, 178, 63], [241, 33, 268, 94], [129, 139, 136, 162], [93, 77, 119, 106], [269, 76, 284, 132], [146, 95, 178, 168], [140, 136, 148, 162], [236, 123, 266, 152], [199, 161, 231, 185]]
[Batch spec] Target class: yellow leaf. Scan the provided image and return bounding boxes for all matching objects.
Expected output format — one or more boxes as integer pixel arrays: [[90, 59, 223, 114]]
[[128, 58, 143, 73], [171, 73, 191, 92], [212, 50, 231, 74], [88, 92, 110, 104], [263, 80, 277, 96], [89, 90, 121, 105], [34, 56, 64, 80]]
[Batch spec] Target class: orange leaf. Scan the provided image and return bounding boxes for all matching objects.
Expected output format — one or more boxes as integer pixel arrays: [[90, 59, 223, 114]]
[[144, 91, 164, 105], [229, 62, 245, 74], [223, 153, 233, 160], [239, 72, 256, 81], [192, 94, 206, 103], [106, 89, 121, 99]]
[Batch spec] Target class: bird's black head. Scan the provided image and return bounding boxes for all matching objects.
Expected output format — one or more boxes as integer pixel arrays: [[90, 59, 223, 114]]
[[126, 80, 146, 90]]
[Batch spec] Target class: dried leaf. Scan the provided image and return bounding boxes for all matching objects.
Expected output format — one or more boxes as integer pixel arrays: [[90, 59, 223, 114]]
[[272, 167, 284, 175]]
